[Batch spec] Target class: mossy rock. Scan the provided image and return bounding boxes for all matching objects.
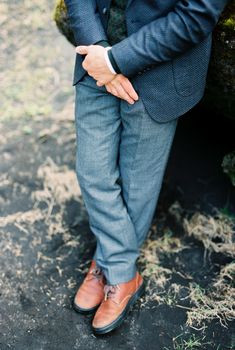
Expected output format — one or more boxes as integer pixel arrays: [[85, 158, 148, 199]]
[[204, 0, 235, 120], [54, 0, 235, 120], [53, 0, 76, 46], [222, 151, 235, 186]]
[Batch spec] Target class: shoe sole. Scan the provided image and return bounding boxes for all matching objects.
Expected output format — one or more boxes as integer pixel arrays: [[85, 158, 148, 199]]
[[92, 280, 145, 335]]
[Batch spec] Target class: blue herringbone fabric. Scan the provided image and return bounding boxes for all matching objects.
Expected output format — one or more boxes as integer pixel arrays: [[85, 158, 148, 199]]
[[64, 0, 228, 122], [74, 73, 178, 284]]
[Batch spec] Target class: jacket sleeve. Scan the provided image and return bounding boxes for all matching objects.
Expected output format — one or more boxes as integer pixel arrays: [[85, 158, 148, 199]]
[[110, 0, 229, 77], [64, 0, 108, 45]]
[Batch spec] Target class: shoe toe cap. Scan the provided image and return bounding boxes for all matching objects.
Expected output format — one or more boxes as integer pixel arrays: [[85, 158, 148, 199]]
[[74, 294, 97, 310]]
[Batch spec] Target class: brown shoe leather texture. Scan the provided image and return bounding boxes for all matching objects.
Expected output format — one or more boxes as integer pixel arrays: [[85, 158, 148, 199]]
[[73, 260, 106, 314], [92, 271, 145, 334]]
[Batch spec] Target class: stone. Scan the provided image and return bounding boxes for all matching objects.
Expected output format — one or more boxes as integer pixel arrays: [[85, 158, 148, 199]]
[[53, 0, 76, 46], [222, 151, 235, 186], [204, 1, 235, 120]]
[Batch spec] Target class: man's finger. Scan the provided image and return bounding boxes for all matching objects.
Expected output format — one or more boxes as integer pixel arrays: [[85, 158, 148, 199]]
[[96, 81, 104, 87], [75, 46, 89, 55], [105, 84, 112, 93], [121, 78, 139, 101], [115, 83, 135, 104], [110, 86, 119, 97]]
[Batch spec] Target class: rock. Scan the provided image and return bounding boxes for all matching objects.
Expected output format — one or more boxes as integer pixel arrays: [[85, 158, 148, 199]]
[[53, 0, 76, 46], [53, 1, 235, 120], [222, 151, 235, 186], [204, 1, 235, 120]]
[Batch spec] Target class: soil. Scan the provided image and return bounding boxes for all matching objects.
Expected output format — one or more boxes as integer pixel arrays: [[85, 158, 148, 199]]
[[0, 1, 234, 349]]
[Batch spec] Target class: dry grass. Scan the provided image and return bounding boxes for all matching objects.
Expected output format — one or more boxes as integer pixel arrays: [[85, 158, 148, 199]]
[[34, 156, 81, 205], [138, 225, 189, 304], [0, 209, 44, 228], [183, 210, 235, 258], [31, 157, 85, 245], [138, 202, 235, 329], [186, 262, 235, 328], [0, 156, 84, 283]]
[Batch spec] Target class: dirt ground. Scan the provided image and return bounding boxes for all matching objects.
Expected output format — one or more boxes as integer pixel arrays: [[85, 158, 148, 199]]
[[0, 1, 234, 349]]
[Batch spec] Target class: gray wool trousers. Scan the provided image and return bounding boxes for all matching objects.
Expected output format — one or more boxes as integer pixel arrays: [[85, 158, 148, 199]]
[[74, 73, 178, 285]]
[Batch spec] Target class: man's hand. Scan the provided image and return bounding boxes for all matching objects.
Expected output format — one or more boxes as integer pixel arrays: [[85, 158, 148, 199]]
[[76, 45, 139, 105], [76, 45, 115, 85], [104, 74, 139, 105]]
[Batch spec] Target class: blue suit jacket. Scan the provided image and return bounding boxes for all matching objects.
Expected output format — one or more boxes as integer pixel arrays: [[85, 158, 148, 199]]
[[64, 0, 228, 122]]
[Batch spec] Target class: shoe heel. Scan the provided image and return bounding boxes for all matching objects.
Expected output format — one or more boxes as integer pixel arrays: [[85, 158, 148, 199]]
[[133, 279, 145, 304]]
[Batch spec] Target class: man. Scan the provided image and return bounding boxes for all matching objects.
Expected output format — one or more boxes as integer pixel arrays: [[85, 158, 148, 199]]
[[64, 0, 227, 335]]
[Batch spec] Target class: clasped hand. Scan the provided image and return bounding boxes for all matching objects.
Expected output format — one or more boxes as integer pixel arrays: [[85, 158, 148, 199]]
[[76, 44, 139, 105]]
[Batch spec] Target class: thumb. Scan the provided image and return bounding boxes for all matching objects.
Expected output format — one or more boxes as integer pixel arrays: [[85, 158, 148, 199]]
[[76, 46, 89, 55]]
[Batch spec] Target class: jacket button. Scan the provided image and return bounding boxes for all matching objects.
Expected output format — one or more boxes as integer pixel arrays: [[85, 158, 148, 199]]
[[102, 7, 107, 14]]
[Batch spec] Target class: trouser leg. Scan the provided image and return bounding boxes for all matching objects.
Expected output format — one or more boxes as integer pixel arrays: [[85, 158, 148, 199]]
[[119, 95, 178, 248], [74, 74, 139, 285]]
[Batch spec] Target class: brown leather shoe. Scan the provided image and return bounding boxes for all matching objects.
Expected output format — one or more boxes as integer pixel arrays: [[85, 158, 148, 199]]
[[92, 271, 145, 334], [73, 260, 106, 314]]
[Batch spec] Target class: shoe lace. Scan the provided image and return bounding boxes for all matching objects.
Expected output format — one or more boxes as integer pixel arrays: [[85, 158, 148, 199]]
[[86, 267, 103, 281], [104, 284, 120, 301]]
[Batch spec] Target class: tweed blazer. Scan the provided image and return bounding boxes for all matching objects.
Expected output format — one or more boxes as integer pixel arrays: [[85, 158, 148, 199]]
[[64, 0, 228, 122]]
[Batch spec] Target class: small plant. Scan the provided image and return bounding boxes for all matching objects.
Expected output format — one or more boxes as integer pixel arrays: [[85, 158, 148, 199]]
[[186, 266, 235, 328], [183, 210, 235, 258], [164, 333, 211, 350]]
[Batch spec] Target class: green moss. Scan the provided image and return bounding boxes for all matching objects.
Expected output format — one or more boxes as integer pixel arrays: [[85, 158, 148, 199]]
[[222, 17, 235, 29], [53, 0, 76, 46], [217, 0, 235, 31], [53, 0, 67, 22]]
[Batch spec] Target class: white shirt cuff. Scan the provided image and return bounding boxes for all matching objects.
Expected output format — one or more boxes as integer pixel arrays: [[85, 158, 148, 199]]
[[104, 47, 117, 74]]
